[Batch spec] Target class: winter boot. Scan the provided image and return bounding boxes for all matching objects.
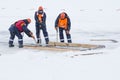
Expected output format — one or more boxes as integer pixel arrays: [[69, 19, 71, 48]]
[[46, 40, 49, 44], [9, 44, 14, 47], [37, 40, 39, 43], [68, 40, 72, 43], [19, 44, 23, 48], [37, 39, 41, 44], [45, 38, 49, 44]]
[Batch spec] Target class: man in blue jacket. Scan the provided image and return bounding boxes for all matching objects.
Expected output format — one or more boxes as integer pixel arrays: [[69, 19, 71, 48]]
[[8, 18, 35, 48], [34, 6, 49, 44]]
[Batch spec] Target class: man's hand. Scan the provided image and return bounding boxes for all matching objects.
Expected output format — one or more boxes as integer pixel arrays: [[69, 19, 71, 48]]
[[29, 32, 35, 39], [66, 30, 70, 34], [29, 32, 33, 35], [55, 27, 58, 32]]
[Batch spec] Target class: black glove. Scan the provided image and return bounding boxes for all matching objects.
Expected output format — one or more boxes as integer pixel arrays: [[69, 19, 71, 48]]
[[55, 27, 58, 32], [65, 30, 70, 34], [39, 22, 45, 27]]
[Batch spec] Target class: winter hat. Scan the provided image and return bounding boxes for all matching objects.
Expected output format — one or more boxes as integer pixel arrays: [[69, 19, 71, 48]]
[[38, 6, 43, 11], [60, 12, 65, 19], [38, 6, 44, 14], [27, 18, 31, 23]]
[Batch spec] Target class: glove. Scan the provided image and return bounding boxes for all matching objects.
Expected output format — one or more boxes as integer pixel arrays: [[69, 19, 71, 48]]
[[39, 22, 42, 25], [30, 32, 35, 39], [65, 30, 70, 34], [55, 27, 58, 32], [39, 22, 45, 27], [29, 32, 33, 35]]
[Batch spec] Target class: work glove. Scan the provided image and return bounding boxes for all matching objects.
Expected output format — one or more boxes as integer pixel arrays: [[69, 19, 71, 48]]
[[29, 32, 35, 39], [29, 32, 33, 35], [39, 22, 42, 25], [55, 27, 58, 32], [39, 22, 45, 27], [65, 30, 70, 34]]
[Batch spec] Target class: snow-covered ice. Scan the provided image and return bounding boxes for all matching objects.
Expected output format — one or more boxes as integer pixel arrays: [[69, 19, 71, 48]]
[[0, 0, 120, 80]]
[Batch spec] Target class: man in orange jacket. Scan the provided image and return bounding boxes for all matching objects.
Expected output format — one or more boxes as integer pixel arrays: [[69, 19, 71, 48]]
[[34, 6, 49, 44], [55, 12, 72, 43]]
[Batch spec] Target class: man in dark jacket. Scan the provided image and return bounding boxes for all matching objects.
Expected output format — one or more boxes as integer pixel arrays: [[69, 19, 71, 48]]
[[8, 18, 35, 48], [55, 12, 72, 43], [34, 6, 49, 44]]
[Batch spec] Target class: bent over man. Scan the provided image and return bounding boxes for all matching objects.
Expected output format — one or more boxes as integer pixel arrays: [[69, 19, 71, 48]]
[[8, 18, 35, 48], [55, 12, 72, 43]]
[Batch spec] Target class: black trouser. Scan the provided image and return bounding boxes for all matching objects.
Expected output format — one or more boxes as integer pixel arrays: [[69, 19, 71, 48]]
[[35, 23, 49, 44], [59, 28, 72, 43], [9, 25, 23, 45]]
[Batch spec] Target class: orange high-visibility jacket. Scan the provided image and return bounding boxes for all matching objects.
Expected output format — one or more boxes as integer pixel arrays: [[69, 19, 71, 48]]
[[55, 12, 71, 30]]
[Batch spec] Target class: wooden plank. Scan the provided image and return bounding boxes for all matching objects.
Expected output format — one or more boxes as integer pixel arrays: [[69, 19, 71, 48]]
[[55, 42, 68, 46], [49, 42, 67, 46], [23, 41, 105, 52], [68, 43, 100, 48], [24, 45, 79, 52], [68, 43, 81, 47], [48, 41, 101, 48], [24, 45, 104, 55], [79, 44, 98, 48], [48, 42, 55, 46]]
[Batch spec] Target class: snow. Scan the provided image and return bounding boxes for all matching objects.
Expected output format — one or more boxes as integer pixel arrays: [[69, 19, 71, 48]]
[[0, 0, 120, 80]]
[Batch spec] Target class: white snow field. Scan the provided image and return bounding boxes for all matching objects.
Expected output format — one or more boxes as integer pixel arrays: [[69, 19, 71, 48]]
[[0, 0, 120, 80]]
